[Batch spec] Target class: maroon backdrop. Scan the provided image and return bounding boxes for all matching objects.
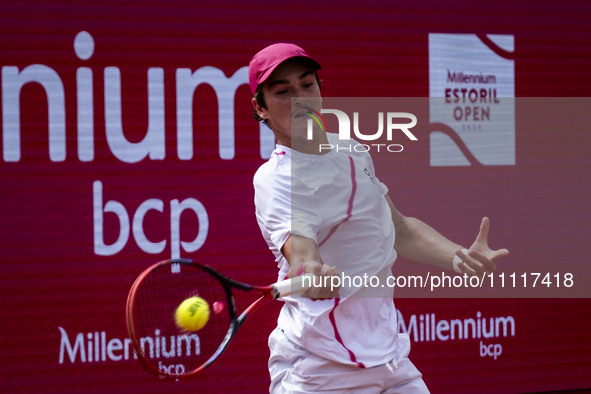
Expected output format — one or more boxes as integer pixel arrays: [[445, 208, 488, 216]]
[[1, 1, 590, 393]]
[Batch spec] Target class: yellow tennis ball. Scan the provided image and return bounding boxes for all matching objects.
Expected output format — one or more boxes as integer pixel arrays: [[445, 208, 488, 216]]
[[175, 296, 210, 331]]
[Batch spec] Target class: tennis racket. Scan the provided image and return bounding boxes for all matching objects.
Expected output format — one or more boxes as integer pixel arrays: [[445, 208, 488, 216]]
[[125, 258, 313, 380]]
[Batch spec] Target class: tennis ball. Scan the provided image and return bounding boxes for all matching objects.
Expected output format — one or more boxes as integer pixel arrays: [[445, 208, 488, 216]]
[[175, 296, 210, 331]]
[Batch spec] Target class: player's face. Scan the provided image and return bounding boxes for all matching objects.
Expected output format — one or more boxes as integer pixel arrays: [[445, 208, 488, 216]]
[[253, 60, 321, 146]]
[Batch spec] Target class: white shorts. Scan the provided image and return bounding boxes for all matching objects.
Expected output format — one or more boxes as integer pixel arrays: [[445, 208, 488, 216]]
[[268, 327, 430, 394]]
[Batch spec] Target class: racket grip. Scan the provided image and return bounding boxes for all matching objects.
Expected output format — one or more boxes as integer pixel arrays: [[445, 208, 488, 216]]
[[272, 273, 315, 299]]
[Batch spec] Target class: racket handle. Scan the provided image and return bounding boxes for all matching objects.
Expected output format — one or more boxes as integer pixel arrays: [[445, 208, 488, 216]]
[[272, 273, 315, 299]]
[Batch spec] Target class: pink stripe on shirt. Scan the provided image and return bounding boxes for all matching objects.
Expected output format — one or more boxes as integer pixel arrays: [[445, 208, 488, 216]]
[[329, 297, 365, 368], [318, 156, 357, 247], [321, 156, 364, 367]]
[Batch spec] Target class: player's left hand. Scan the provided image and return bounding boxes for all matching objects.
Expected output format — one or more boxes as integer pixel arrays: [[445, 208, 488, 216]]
[[455, 217, 509, 277]]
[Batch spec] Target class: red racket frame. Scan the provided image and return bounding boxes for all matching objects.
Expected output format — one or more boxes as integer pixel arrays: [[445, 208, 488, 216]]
[[125, 259, 277, 381]]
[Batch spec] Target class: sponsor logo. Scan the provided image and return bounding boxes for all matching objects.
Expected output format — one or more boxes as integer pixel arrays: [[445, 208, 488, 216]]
[[1, 31, 274, 163], [429, 33, 516, 166], [397, 310, 515, 361], [58, 326, 200, 364], [92, 180, 208, 258]]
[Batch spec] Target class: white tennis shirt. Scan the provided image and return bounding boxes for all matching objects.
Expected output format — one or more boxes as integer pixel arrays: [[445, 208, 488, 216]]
[[254, 132, 405, 368]]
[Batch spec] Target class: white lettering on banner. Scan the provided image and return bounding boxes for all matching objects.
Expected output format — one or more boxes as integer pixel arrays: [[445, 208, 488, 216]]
[[77, 67, 94, 161], [170, 198, 209, 259], [93, 180, 208, 258], [397, 310, 514, 361], [74, 31, 97, 161], [141, 329, 201, 359], [1, 31, 275, 163], [480, 341, 503, 360], [58, 326, 200, 365], [176, 66, 250, 160], [93, 180, 130, 256], [133, 199, 166, 254], [104, 67, 165, 163], [59, 327, 134, 364], [107, 338, 123, 361], [397, 310, 515, 342], [2, 65, 66, 162], [159, 361, 186, 375], [58, 327, 86, 363]]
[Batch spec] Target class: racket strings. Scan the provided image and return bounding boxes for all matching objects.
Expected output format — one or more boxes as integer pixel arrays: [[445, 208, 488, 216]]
[[131, 262, 231, 376]]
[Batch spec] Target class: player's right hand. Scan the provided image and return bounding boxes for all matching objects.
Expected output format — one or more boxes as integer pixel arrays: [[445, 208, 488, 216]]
[[300, 260, 340, 300], [456, 217, 510, 278]]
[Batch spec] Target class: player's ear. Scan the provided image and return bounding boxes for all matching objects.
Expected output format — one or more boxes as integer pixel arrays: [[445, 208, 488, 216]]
[[252, 97, 268, 119]]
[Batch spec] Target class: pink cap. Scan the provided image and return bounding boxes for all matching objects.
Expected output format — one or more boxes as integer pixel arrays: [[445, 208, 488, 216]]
[[248, 43, 321, 94]]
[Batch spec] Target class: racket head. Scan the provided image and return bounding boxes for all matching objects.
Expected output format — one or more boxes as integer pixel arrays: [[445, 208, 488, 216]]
[[126, 259, 237, 380]]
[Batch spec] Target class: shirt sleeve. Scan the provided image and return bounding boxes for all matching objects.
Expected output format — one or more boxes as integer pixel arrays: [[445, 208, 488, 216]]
[[290, 174, 321, 242], [254, 165, 321, 252], [254, 169, 292, 252]]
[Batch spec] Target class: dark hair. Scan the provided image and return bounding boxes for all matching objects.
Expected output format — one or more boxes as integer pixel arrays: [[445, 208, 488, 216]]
[[252, 71, 322, 129]]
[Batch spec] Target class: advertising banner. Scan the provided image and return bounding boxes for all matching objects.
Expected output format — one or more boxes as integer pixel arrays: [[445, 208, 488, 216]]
[[1, 1, 590, 393]]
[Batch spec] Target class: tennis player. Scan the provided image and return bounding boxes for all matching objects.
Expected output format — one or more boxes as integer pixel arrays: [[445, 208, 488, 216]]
[[249, 43, 509, 394]]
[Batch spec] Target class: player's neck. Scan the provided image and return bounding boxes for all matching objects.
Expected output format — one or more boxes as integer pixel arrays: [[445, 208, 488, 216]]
[[277, 132, 330, 155]]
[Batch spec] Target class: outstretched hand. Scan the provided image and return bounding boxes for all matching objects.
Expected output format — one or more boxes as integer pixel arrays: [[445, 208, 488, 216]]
[[455, 217, 509, 277]]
